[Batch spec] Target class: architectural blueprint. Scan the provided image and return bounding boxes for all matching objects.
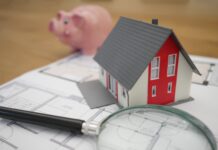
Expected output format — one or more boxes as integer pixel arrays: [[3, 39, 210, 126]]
[[191, 55, 218, 86], [0, 70, 118, 150], [98, 108, 212, 150], [40, 53, 99, 83], [0, 53, 218, 149]]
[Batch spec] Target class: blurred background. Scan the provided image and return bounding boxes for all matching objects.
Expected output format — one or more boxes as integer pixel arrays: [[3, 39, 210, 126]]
[[0, 0, 218, 84]]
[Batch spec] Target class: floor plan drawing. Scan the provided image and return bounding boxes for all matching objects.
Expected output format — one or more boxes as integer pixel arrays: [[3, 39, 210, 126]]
[[191, 56, 218, 86], [0, 73, 119, 150], [0, 54, 217, 149], [40, 53, 99, 83], [50, 131, 96, 150], [98, 109, 211, 150], [192, 62, 218, 86], [0, 84, 55, 111], [0, 118, 64, 150]]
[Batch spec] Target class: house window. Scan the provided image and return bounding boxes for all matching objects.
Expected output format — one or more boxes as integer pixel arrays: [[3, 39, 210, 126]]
[[167, 54, 176, 76], [108, 75, 116, 97], [108, 75, 111, 89], [101, 68, 104, 75], [122, 88, 126, 98], [152, 85, 156, 97], [168, 82, 172, 93], [151, 57, 160, 80]]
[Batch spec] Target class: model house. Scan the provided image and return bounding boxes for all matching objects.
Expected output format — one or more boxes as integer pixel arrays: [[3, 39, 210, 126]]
[[94, 17, 200, 107]]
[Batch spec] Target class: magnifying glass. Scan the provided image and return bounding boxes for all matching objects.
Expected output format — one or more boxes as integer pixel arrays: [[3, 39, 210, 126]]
[[0, 105, 216, 150]]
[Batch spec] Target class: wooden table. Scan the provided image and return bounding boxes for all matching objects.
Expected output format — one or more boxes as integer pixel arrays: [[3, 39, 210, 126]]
[[1, 0, 218, 84]]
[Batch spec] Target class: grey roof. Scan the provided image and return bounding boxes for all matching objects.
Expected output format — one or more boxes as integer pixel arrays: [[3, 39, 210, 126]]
[[94, 17, 200, 90]]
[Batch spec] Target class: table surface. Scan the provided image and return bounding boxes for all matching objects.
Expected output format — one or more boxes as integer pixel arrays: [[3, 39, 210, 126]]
[[0, 0, 218, 84]]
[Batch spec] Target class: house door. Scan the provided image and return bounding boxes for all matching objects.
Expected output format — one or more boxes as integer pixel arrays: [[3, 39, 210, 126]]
[[107, 74, 117, 98]]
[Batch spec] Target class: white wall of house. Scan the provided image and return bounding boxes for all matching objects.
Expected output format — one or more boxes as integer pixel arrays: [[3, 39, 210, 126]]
[[117, 83, 128, 107], [175, 52, 193, 101], [99, 67, 129, 107], [99, 67, 107, 87], [128, 67, 149, 106]]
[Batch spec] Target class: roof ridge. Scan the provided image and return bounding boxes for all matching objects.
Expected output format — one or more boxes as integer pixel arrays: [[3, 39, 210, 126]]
[[120, 16, 173, 32]]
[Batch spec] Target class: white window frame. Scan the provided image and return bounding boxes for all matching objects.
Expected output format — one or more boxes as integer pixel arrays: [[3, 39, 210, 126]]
[[152, 85, 156, 97], [108, 75, 116, 97], [108, 74, 111, 89], [167, 54, 177, 77], [151, 57, 160, 80], [101, 68, 104, 75], [168, 82, 172, 93], [122, 87, 126, 98]]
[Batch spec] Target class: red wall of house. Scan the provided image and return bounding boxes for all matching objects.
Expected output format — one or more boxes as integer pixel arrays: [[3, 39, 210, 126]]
[[148, 34, 180, 104]]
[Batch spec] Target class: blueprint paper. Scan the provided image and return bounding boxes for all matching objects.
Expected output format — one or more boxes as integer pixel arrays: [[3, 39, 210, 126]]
[[175, 55, 218, 144], [0, 77, 119, 150], [0, 53, 119, 150], [40, 53, 99, 83], [0, 53, 218, 150], [175, 84, 218, 144], [191, 55, 218, 86], [210, 65, 218, 86]]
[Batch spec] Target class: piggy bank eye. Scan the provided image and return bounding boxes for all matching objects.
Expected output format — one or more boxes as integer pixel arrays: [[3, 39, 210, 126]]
[[64, 19, 69, 25]]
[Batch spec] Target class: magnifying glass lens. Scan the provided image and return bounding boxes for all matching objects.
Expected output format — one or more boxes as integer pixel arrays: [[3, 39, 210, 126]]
[[97, 106, 215, 150]]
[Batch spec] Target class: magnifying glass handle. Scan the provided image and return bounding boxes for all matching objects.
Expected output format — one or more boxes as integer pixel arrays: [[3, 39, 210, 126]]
[[0, 106, 85, 133]]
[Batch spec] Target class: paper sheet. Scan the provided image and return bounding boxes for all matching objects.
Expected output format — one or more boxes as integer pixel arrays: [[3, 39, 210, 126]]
[[0, 53, 119, 150], [191, 55, 218, 86], [0, 76, 119, 150], [40, 53, 99, 82], [0, 53, 218, 149]]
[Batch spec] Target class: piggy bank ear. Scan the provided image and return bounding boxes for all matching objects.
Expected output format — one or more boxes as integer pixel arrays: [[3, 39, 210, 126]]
[[57, 10, 65, 20], [72, 14, 84, 28]]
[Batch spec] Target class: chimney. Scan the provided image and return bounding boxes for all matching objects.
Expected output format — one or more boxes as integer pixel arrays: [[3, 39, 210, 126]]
[[152, 19, 158, 25]]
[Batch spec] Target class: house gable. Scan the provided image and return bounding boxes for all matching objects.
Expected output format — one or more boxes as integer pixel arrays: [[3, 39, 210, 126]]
[[171, 32, 201, 75], [175, 52, 193, 100], [147, 34, 180, 104]]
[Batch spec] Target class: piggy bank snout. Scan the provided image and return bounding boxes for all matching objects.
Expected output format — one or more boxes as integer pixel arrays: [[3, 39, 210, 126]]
[[63, 30, 71, 37]]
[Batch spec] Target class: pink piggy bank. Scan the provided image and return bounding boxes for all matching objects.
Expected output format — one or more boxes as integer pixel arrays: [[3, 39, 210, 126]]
[[49, 5, 112, 55]]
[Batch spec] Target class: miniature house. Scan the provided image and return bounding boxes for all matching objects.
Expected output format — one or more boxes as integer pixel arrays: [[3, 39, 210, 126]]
[[94, 17, 200, 107]]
